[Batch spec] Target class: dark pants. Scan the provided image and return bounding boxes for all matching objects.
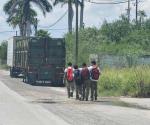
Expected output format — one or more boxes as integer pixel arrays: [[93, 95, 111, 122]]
[[91, 81, 97, 101], [76, 84, 82, 99], [82, 79, 91, 100], [66, 80, 74, 98]]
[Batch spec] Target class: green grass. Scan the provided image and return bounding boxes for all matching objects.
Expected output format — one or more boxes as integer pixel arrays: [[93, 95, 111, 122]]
[[0, 64, 9, 70], [98, 65, 150, 97]]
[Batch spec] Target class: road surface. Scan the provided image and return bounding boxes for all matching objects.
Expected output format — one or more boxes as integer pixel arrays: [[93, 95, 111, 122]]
[[0, 70, 150, 125]]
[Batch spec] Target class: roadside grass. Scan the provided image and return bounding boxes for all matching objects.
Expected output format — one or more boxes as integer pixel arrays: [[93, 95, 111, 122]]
[[98, 65, 150, 97], [0, 64, 9, 70]]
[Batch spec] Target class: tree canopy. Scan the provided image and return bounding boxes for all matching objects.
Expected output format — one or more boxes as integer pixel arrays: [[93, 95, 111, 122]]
[[36, 29, 51, 38], [3, 0, 52, 36]]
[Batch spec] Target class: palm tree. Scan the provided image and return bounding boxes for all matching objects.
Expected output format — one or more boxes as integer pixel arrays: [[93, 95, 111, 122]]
[[54, 0, 74, 33], [4, 0, 38, 36], [3, 0, 52, 36], [54, 0, 84, 33], [80, 0, 84, 28]]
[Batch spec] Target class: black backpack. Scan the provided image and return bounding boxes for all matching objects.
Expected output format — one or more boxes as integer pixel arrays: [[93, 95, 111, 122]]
[[74, 69, 81, 85]]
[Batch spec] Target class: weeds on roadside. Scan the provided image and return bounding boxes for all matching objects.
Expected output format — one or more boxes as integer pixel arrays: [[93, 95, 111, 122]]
[[99, 65, 150, 97]]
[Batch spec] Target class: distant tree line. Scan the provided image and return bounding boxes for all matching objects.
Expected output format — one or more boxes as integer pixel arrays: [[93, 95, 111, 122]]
[[0, 41, 7, 64], [65, 13, 150, 64]]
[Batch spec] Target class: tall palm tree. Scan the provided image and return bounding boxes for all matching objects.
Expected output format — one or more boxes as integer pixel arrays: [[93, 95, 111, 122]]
[[54, 0, 74, 33], [54, 0, 84, 33], [3, 0, 52, 36], [80, 0, 84, 28], [4, 0, 38, 36]]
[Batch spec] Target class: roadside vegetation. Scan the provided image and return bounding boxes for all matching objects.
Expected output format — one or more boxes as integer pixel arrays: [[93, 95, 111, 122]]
[[99, 66, 150, 97], [65, 14, 150, 97], [0, 41, 9, 70]]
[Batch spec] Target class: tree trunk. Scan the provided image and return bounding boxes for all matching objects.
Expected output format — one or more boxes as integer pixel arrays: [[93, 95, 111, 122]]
[[22, 0, 31, 36], [80, 0, 84, 28], [68, 0, 73, 34], [19, 24, 24, 36], [26, 20, 31, 36], [22, 21, 27, 36]]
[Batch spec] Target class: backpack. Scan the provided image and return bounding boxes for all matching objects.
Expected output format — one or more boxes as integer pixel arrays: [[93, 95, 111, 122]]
[[91, 67, 100, 80], [67, 68, 73, 82], [74, 69, 80, 80], [74, 69, 81, 85], [81, 68, 90, 80]]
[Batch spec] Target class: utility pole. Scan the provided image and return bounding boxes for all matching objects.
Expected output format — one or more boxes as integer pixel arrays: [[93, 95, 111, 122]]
[[68, 0, 73, 34], [80, 0, 84, 28], [135, 0, 138, 24], [34, 18, 38, 36], [127, 0, 130, 22], [75, 0, 79, 64]]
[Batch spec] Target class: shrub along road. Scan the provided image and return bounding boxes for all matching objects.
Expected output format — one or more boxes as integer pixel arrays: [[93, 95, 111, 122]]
[[0, 70, 150, 125]]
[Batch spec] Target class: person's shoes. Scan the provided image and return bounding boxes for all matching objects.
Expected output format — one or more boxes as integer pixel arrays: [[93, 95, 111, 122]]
[[79, 97, 82, 101], [95, 97, 97, 101], [86, 98, 88, 101], [70, 92, 73, 97], [76, 95, 79, 100]]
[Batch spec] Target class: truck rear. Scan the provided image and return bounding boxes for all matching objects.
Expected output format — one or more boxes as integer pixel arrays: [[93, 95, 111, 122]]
[[7, 37, 65, 86]]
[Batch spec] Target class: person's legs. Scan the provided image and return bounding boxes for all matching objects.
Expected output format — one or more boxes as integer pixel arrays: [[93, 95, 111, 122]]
[[70, 81, 75, 97], [95, 82, 98, 100], [91, 81, 94, 101], [82, 82, 85, 100], [85, 80, 90, 101], [76, 84, 79, 99], [79, 84, 83, 100], [66, 81, 70, 98]]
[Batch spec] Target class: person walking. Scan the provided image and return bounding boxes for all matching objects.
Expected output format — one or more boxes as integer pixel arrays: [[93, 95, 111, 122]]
[[88, 61, 101, 101], [64, 62, 74, 98], [74, 65, 82, 100], [81, 63, 90, 101]]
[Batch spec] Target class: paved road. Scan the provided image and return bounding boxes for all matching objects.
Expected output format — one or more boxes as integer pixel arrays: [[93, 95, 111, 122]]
[[0, 79, 69, 125], [0, 70, 150, 125]]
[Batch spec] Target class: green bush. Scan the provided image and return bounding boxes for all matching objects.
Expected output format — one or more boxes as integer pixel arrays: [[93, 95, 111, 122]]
[[99, 65, 150, 97]]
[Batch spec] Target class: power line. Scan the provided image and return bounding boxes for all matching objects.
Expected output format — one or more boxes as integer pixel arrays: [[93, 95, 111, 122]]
[[39, 10, 68, 29], [85, 0, 135, 4]]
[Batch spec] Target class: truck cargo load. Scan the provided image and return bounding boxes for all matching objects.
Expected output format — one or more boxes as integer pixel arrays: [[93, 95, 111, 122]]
[[7, 36, 65, 86]]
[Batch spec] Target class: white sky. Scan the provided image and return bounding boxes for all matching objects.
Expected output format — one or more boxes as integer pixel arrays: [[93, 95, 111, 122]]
[[0, 0, 150, 42]]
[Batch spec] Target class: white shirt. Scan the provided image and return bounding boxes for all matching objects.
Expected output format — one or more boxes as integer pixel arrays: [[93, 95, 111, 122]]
[[64, 66, 74, 73]]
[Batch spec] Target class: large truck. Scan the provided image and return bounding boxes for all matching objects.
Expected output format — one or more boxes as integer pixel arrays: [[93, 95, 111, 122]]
[[7, 36, 65, 85]]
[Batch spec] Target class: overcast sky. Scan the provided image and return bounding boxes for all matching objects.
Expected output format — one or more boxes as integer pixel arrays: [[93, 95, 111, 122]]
[[0, 0, 150, 43]]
